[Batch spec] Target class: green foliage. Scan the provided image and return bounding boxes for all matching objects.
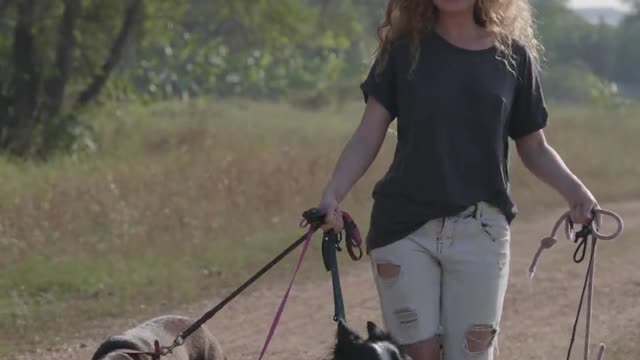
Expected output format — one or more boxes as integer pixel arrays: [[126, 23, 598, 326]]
[[534, 0, 593, 64], [532, 0, 640, 102], [0, 0, 145, 158], [542, 62, 596, 103], [116, 0, 368, 101], [0, 0, 639, 160], [123, 0, 638, 105], [615, 15, 640, 83], [0, 0, 376, 159]]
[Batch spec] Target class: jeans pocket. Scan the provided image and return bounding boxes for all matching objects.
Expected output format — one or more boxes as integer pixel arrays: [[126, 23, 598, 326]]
[[477, 207, 510, 245]]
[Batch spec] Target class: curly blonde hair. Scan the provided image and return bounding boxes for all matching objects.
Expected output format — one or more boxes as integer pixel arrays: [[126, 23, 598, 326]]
[[374, 0, 543, 76]]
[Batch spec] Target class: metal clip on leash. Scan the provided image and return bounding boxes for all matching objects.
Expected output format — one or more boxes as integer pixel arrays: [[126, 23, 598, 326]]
[[528, 208, 624, 360]]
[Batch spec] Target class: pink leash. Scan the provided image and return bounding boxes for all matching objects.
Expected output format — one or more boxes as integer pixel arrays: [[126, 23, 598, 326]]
[[256, 210, 363, 359], [113, 226, 319, 360], [257, 224, 319, 360], [102, 208, 352, 360]]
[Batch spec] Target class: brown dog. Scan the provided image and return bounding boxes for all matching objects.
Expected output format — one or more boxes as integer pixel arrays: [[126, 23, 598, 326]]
[[91, 315, 226, 360]]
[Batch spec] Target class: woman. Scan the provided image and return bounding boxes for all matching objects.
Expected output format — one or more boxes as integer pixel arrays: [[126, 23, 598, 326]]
[[318, 0, 599, 359]]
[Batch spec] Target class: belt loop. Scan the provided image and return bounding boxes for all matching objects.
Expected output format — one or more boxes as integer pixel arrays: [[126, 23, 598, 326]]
[[473, 203, 480, 220]]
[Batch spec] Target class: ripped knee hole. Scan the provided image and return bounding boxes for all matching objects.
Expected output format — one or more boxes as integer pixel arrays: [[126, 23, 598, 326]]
[[376, 263, 401, 279], [464, 325, 497, 354]]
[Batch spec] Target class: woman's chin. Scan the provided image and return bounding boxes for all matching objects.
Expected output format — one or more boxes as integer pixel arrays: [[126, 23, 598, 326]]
[[434, 0, 475, 14]]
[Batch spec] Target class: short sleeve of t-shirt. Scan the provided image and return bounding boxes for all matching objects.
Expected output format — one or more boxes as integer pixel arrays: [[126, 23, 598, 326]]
[[508, 44, 549, 140], [360, 49, 399, 119]]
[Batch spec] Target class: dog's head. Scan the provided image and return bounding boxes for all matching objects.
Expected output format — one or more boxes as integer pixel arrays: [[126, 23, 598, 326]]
[[332, 320, 409, 360]]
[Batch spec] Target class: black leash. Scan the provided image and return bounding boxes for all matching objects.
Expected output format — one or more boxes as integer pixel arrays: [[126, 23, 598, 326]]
[[572, 223, 593, 264], [178, 230, 312, 341], [566, 223, 597, 360], [318, 210, 364, 322], [143, 208, 327, 357], [323, 230, 347, 321], [137, 207, 363, 359]]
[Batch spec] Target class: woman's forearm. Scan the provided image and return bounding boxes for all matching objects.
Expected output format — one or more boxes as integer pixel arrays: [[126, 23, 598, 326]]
[[323, 124, 387, 203], [323, 101, 391, 203], [516, 134, 592, 204]]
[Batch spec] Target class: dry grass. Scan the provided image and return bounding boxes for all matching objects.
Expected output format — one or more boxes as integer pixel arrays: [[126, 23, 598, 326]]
[[0, 98, 638, 355]]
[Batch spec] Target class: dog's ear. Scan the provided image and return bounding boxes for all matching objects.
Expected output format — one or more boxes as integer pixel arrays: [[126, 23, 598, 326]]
[[366, 321, 388, 341], [337, 319, 363, 344]]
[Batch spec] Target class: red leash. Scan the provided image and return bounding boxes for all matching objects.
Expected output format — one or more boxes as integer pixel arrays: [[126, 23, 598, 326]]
[[342, 211, 364, 261]]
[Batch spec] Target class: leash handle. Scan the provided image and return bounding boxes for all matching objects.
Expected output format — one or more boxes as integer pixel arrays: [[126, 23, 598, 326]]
[[303, 207, 364, 262], [590, 208, 624, 240], [342, 211, 363, 261]]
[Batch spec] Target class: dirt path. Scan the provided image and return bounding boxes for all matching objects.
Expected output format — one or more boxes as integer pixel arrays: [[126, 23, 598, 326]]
[[7, 202, 640, 360]]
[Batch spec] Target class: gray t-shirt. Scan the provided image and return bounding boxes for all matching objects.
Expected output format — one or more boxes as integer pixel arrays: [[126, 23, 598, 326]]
[[360, 31, 548, 252]]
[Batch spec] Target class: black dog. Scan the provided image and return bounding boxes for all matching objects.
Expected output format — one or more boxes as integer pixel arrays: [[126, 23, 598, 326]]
[[331, 320, 409, 360]]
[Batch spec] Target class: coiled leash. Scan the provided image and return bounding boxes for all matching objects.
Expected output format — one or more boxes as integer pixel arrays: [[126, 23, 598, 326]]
[[528, 208, 624, 360]]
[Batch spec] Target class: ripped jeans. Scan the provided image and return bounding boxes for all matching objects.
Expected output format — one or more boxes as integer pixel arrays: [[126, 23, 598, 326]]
[[370, 202, 510, 359]]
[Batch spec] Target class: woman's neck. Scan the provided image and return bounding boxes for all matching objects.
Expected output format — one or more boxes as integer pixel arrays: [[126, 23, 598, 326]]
[[435, 11, 492, 49]]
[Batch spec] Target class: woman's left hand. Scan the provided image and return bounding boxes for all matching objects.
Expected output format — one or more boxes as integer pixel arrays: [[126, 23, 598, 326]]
[[567, 186, 599, 225]]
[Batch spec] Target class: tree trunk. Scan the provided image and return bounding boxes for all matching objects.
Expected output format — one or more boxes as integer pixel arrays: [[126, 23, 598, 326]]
[[75, 0, 142, 108], [43, 0, 80, 118], [2, 0, 39, 154], [35, 0, 83, 159], [0, 0, 12, 17]]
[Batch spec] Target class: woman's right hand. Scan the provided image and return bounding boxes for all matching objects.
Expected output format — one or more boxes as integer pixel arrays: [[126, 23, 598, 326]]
[[319, 194, 343, 232]]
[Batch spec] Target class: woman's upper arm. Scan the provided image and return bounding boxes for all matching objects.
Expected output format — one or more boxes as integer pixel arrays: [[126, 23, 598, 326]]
[[360, 46, 399, 122], [357, 95, 394, 142], [508, 43, 549, 141], [515, 128, 547, 158]]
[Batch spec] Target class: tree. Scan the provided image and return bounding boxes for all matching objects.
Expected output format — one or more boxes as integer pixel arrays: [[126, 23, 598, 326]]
[[0, 0, 143, 158], [122, 0, 367, 101], [581, 20, 617, 80], [623, 0, 640, 13], [614, 14, 640, 84]]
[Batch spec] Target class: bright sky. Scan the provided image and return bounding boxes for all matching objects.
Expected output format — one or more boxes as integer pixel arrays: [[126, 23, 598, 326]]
[[568, 0, 630, 10]]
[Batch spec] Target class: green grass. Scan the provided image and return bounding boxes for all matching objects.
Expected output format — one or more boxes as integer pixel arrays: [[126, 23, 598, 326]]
[[0, 98, 639, 355]]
